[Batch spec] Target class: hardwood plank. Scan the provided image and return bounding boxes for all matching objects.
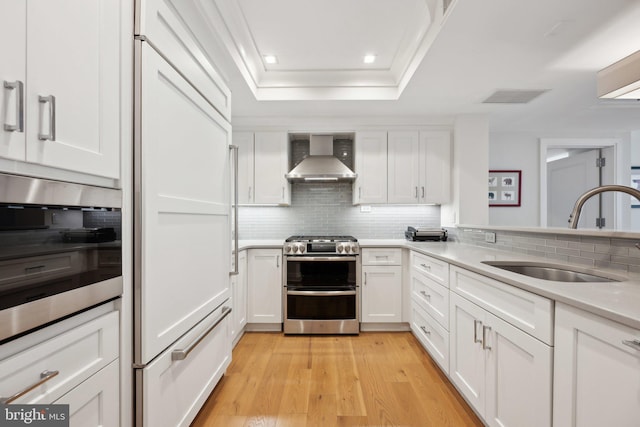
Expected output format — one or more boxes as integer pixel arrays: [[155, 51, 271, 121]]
[[191, 332, 483, 427]]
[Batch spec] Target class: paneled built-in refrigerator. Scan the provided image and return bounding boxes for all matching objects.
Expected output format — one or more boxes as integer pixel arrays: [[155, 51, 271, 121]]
[[133, 1, 235, 425]]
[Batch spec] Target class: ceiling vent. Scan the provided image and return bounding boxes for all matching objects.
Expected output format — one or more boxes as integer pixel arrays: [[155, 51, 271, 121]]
[[482, 89, 548, 104]]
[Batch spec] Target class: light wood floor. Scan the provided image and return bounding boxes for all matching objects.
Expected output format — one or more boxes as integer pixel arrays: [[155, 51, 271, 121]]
[[191, 332, 483, 427]]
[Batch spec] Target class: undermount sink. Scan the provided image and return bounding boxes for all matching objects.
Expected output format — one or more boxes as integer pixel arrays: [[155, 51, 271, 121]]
[[481, 261, 622, 283]]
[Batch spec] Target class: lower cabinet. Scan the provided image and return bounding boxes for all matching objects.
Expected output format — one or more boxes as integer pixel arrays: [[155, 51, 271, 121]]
[[361, 265, 403, 323], [449, 292, 552, 427], [553, 303, 640, 427], [230, 250, 247, 345], [247, 248, 283, 327]]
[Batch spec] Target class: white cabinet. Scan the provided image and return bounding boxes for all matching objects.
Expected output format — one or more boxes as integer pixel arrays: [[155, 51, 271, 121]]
[[230, 250, 248, 345], [0, 308, 119, 426], [247, 249, 283, 326], [387, 131, 451, 204], [1, 0, 122, 180], [233, 132, 255, 204], [254, 131, 290, 205], [449, 289, 553, 427], [361, 248, 402, 323], [353, 131, 388, 204], [553, 303, 640, 427]]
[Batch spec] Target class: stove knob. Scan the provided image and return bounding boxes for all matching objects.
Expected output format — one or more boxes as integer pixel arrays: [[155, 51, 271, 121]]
[[292, 245, 299, 253], [351, 244, 359, 253], [285, 245, 292, 253], [345, 244, 351, 253], [338, 245, 344, 253], [299, 244, 306, 253]]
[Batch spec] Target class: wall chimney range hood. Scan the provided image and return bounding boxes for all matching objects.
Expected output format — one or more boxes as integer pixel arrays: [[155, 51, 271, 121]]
[[597, 49, 640, 99], [285, 135, 357, 182]]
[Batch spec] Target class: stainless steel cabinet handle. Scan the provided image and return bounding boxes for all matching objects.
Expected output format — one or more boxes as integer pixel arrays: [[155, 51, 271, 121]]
[[0, 370, 59, 404], [276, 255, 280, 268], [248, 187, 252, 202], [229, 145, 239, 275], [3, 80, 24, 132], [364, 272, 367, 285], [623, 339, 640, 351], [415, 187, 418, 198], [482, 325, 492, 350], [38, 95, 56, 141], [419, 290, 431, 300], [420, 263, 431, 271], [171, 306, 231, 361], [473, 320, 483, 343], [420, 325, 431, 336], [421, 186, 425, 198]]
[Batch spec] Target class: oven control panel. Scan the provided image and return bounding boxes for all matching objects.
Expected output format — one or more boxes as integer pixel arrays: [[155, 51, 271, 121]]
[[283, 240, 359, 255]]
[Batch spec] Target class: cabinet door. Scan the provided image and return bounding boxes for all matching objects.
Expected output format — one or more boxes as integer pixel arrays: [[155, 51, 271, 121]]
[[231, 250, 248, 343], [137, 43, 231, 364], [354, 131, 387, 204], [387, 131, 420, 204], [419, 131, 451, 204], [233, 132, 255, 204], [247, 249, 282, 324], [554, 303, 640, 427], [254, 131, 289, 205], [0, 0, 26, 161], [449, 292, 486, 414], [55, 360, 119, 427], [485, 312, 552, 427], [26, 0, 120, 179], [361, 265, 402, 323]]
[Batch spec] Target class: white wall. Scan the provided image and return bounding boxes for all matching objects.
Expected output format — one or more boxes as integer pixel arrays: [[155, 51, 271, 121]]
[[489, 133, 539, 226]]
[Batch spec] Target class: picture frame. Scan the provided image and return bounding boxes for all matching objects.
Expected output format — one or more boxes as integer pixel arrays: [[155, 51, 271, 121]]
[[489, 170, 521, 207], [632, 166, 640, 208]]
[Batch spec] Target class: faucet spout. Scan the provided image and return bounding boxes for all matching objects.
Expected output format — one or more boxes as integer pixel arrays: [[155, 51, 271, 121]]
[[568, 185, 640, 228]]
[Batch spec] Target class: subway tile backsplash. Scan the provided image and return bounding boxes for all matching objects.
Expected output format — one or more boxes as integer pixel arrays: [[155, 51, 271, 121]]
[[449, 227, 640, 273], [239, 182, 441, 239]]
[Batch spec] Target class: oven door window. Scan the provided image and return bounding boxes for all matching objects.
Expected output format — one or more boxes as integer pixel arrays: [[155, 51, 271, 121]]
[[286, 258, 356, 289], [287, 293, 356, 320]]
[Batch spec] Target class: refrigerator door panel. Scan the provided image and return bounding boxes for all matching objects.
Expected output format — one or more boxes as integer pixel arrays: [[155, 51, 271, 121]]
[[137, 304, 232, 427], [135, 42, 231, 364]]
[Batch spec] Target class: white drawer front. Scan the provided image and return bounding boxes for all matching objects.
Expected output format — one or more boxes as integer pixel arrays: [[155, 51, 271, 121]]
[[141, 304, 232, 427], [411, 271, 449, 330], [450, 266, 553, 345], [411, 251, 448, 286], [361, 248, 402, 266], [0, 311, 119, 404], [411, 301, 449, 374]]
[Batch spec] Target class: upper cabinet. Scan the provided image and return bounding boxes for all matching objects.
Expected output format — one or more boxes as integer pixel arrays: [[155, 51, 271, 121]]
[[356, 129, 451, 205], [234, 131, 290, 205], [353, 131, 388, 204], [388, 130, 451, 204], [1, 0, 122, 182]]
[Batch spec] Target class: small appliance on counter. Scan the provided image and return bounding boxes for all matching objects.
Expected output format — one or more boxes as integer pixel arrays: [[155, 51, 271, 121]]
[[405, 227, 448, 241]]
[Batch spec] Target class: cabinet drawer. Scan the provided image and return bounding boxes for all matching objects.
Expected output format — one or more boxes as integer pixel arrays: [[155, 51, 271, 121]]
[[362, 248, 402, 265], [450, 266, 553, 345], [411, 301, 449, 374], [140, 304, 232, 427], [411, 271, 449, 330], [0, 311, 119, 404], [411, 251, 448, 286]]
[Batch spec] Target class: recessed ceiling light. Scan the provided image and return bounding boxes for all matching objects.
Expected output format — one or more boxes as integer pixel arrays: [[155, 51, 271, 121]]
[[263, 55, 278, 64], [363, 54, 376, 64]]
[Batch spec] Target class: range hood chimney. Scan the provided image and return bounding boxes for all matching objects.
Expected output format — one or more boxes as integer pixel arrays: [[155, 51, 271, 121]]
[[285, 135, 357, 182]]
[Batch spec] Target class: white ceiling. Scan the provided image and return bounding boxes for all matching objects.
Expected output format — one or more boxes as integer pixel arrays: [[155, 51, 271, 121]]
[[207, 0, 640, 132]]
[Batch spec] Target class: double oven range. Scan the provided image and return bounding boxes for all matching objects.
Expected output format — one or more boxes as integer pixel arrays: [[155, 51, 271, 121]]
[[283, 235, 360, 334]]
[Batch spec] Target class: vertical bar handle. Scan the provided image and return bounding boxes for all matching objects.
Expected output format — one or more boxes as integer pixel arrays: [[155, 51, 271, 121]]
[[364, 272, 367, 285], [38, 95, 56, 141], [473, 319, 483, 343], [230, 145, 239, 275], [421, 186, 425, 198], [415, 187, 418, 198], [276, 255, 280, 268], [482, 326, 492, 350], [3, 80, 24, 132]]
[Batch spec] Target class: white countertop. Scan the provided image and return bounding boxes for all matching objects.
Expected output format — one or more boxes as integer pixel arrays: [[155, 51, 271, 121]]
[[239, 238, 640, 330]]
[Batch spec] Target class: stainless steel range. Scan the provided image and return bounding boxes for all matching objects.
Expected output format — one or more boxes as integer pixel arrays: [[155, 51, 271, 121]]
[[283, 235, 360, 334]]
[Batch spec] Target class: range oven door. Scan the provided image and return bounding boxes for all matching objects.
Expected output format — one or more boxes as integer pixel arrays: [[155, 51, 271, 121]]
[[284, 256, 360, 334]]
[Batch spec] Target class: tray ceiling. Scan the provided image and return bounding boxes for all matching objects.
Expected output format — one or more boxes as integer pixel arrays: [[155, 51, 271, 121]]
[[211, 0, 453, 100]]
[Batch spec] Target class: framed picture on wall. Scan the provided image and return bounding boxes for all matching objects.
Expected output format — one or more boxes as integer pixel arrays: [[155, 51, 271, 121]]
[[632, 166, 640, 208], [489, 170, 521, 207]]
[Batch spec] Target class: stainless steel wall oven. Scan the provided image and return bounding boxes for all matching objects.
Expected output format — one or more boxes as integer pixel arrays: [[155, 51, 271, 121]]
[[283, 236, 360, 334], [0, 173, 122, 343]]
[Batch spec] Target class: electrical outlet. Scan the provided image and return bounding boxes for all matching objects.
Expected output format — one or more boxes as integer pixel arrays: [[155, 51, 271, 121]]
[[485, 232, 496, 243], [360, 205, 372, 213]]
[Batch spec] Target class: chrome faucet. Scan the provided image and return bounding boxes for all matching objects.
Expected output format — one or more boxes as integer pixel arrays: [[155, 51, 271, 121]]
[[568, 185, 640, 229]]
